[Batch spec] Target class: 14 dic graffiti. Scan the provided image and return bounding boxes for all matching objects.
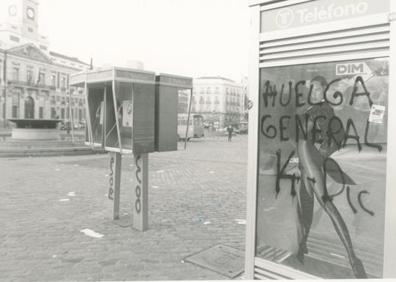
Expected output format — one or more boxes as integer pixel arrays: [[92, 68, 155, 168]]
[[260, 75, 380, 215], [258, 71, 386, 278]]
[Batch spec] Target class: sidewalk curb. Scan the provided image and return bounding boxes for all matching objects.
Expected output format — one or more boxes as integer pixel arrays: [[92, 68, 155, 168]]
[[0, 147, 106, 158]]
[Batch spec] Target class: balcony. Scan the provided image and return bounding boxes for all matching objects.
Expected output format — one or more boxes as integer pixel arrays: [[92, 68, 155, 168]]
[[8, 80, 59, 91]]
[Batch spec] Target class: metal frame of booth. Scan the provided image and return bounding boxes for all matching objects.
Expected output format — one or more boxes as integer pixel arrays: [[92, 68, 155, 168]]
[[70, 67, 193, 232], [246, 0, 396, 279]]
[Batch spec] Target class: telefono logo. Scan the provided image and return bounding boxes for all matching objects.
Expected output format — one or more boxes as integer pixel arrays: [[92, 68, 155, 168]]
[[276, 8, 295, 28], [275, 1, 369, 29]]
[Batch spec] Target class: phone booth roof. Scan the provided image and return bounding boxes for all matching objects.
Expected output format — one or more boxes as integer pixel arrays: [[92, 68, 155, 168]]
[[155, 73, 193, 89], [70, 66, 156, 87]]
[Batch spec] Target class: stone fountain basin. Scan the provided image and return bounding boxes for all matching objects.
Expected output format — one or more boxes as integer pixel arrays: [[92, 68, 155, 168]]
[[8, 119, 62, 140]]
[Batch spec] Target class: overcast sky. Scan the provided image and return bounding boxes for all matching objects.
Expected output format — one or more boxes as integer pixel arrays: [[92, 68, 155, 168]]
[[38, 0, 250, 82]]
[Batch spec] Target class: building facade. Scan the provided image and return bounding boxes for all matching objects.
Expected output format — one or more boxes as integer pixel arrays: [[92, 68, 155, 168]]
[[192, 76, 245, 128], [0, 0, 89, 128]]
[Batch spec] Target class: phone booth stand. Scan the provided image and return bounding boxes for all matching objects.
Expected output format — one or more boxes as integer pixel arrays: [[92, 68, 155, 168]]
[[71, 67, 191, 231], [246, 0, 396, 279]]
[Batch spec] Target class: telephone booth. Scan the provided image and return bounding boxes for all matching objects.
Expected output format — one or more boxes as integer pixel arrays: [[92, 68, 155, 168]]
[[70, 67, 156, 154], [246, 0, 396, 279], [70, 67, 193, 231], [155, 74, 193, 152]]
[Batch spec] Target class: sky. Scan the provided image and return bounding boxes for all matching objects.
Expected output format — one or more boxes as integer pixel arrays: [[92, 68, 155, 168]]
[[38, 0, 250, 82]]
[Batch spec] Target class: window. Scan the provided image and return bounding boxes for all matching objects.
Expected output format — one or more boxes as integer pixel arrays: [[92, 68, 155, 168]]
[[38, 72, 45, 85], [61, 76, 66, 88], [26, 69, 33, 83], [12, 67, 19, 81], [9, 35, 20, 42], [61, 108, 65, 119], [51, 74, 56, 87], [256, 58, 389, 278], [12, 106, 18, 118], [199, 96, 204, 104], [39, 107, 43, 119], [51, 107, 56, 119]]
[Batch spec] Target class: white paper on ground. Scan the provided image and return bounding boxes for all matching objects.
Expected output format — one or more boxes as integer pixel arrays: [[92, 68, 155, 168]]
[[80, 229, 104, 238], [67, 192, 76, 197], [59, 198, 70, 202], [235, 219, 246, 225]]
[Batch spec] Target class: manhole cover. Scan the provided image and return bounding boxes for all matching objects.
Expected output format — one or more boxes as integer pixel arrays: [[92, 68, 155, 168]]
[[184, 244, 244, 278]]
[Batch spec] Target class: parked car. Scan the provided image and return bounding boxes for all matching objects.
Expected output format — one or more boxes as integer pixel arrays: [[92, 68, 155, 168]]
[[239, 122, 248, 134]]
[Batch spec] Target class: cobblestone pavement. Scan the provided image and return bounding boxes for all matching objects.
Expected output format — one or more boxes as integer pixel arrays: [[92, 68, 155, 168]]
[[0, 135, 248, 281]]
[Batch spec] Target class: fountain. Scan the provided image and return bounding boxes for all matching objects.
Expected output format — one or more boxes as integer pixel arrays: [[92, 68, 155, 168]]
[[8, 119, 62, 140]]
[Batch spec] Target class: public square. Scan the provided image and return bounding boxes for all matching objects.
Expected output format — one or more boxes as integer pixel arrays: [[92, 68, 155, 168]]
[[0, 135, 247, 281]]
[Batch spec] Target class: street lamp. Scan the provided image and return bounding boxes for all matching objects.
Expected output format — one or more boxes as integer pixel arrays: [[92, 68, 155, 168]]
[[66, 90, 74, 142], [2, 51, 7, 128]]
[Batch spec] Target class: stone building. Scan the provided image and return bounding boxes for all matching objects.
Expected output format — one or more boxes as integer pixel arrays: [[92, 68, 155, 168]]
[[192, 76, 245, 128], [0, 0, 89, 128]]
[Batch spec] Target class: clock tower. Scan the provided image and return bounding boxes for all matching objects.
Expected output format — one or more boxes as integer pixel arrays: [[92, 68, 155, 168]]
[[0, 0, 49, 50]]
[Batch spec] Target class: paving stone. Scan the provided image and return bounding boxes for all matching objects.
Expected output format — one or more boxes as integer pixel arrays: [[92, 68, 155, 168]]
[[0, 136, 247, 280]]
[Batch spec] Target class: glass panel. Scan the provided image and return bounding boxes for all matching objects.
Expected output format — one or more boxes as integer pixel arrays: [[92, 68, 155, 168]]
[[87, 88, 105, 146], [111, 81, 155, 152], [104, 85, 119, 149], [256, 58, 388, 279], [178, 89, 190, 113], [106, 81, 133, 151]]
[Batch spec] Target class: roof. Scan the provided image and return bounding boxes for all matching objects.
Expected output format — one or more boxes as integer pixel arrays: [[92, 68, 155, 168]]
[[6, 43, 53, 64], [195, 76, 236, 83], [49, 51, 89, 66]]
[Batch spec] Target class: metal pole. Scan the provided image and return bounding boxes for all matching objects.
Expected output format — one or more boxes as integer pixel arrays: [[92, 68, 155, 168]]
[[3, 51, 7, 128], [69, 89, 74, 142], [132, 153, 149, 231], [108, 151, 122, 220], [184, 88, 193, 150]]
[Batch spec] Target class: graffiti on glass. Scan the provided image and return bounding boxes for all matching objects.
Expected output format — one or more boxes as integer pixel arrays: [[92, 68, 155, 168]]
[[258, 74, 383, 278]]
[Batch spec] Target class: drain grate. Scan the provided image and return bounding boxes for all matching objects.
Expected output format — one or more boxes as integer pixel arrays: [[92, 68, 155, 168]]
[[184, 244, 244, 278]]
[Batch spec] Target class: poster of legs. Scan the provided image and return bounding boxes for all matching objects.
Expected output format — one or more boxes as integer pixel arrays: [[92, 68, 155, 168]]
[[256, 58, 388, 278]]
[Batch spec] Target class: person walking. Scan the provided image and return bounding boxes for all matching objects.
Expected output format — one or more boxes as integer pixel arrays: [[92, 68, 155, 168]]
[[227, 125, 233, 142]]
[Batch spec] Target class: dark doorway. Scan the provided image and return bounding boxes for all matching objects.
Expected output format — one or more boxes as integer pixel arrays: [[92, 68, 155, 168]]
[[24, 96, 35, 119]]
